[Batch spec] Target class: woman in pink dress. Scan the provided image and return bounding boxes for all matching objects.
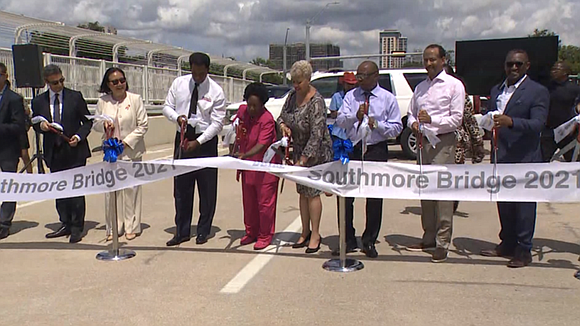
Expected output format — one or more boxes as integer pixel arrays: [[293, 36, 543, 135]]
[[234, 83, 280, 250]]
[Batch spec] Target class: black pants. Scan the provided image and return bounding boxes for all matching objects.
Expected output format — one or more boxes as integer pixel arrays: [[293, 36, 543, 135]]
[[50, 145, 86, 236], [497, 201, 537, 254], [336, 141, 388, 247], [0, 158, 18, 230], [173, 132, 218, 239]]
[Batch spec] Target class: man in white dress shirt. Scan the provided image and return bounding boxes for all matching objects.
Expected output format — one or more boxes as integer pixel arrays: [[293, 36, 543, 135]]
[[163, 52, 226, 246], [406, 44, 465, 263]]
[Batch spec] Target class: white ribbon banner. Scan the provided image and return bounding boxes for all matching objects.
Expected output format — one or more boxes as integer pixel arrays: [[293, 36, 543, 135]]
[[554, 115, 580, 144], [2, 158, 580, 203]]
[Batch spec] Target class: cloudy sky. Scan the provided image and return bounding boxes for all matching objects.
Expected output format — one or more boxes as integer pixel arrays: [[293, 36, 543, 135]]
[[0, 0, 578, 65]]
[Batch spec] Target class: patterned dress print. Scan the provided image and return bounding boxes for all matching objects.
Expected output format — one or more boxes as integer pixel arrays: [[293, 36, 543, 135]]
[[455, 96, 485, 164], [278, 90, 333, 197]]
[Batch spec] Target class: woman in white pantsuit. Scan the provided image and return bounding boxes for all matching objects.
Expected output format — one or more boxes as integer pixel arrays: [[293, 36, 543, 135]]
[[95, 67, 148, 240]]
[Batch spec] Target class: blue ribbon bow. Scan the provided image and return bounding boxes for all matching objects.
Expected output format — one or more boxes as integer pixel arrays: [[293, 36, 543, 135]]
[[329, 125, 353, 164], [103, 138, 124, 163]]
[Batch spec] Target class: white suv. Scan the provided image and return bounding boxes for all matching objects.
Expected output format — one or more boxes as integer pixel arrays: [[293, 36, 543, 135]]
[[224, 68, 428, 159]]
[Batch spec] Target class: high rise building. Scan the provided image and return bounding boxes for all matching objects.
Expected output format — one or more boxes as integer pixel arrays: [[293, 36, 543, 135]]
[[379, 30, 408, 69], [269, 42, 342, 72]]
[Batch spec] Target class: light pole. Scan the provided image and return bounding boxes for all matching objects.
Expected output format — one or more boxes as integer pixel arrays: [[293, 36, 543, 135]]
[[283, 27, 290, 86], [305, 1, 339, 62]]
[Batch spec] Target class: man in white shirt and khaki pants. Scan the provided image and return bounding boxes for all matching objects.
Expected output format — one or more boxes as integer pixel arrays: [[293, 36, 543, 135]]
[[163, 52, 226, 246], [406, 44, 465, 263]]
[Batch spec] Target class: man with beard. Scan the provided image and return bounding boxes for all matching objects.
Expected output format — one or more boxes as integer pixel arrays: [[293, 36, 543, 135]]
[[406, 44, 465, 263], [480, 49, 549, 268]]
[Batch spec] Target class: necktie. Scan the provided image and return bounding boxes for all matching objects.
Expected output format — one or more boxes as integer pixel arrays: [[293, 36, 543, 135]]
[[189, 82, 199, 117], [53, 93, 61, 124], [364, 91, 371, 110], [53, 93, 62, 146]]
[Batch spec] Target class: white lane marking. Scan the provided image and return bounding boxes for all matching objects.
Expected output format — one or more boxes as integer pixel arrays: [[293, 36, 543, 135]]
[[220, 216, 302, 294], [17, 200, 46, 208]]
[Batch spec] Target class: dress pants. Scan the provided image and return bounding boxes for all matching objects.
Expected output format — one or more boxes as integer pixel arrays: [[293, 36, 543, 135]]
[[242, 177, 279, 244], [337, 141, 388, 247], [50, 144, 86, 236], [105, 152, 143, 235], [418, 132, 456, 249], [105, 186, 142, 236], [0, 158, 18, 230], [497, 201, 537, 254], [173, 132, 218, 239]]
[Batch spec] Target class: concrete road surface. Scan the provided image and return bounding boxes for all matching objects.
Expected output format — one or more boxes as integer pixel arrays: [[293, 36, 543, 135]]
[[1, 143, 579, 326]]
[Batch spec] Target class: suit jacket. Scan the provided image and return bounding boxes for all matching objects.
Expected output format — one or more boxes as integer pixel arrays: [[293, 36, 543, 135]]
[[94, 92, 148, 160], [0, 87, 25, 161], [489, 77, 549, 163], [32, 88, 93, 168]]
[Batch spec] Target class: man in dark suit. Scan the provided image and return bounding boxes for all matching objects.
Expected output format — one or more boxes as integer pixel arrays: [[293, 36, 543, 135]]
[[32, 64, 93, 243], [0, 62, 26, 240], [480, 49, 549, 268]]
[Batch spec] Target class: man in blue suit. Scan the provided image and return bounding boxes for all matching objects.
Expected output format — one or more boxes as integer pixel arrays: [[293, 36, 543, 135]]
[[480, 49, 549, 268]]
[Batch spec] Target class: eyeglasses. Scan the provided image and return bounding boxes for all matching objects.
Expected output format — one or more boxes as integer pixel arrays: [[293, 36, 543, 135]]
[[48, 77, 65, 86], [505, 61, 524, 68], [355, 71, 378, 80], [109, 78, 126, 86]]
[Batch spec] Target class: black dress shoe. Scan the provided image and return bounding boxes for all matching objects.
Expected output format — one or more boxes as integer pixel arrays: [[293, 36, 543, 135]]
[[0, 228, 9, 240], [362, 244, 378, 258], [195, 234, 208, 245], [305, 236, 322, 254], [481, 247, 514, 259], [46, 226, 71, 239], [166, 236, 190, 247], [507, 251, 532, 268], [507, 256, 532, 268], [292, 232, 311, 249], [69, 234, 82, 244], [431, 248, 448, 263]]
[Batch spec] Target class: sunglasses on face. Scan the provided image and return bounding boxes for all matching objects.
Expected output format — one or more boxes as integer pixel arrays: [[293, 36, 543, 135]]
[[109, 78, 126, 86], [48, 77, 65, 85], [505, 61, 524, 68]]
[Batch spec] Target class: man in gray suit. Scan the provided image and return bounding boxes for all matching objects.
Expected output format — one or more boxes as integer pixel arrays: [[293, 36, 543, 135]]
[[480, 49, 549, 268]]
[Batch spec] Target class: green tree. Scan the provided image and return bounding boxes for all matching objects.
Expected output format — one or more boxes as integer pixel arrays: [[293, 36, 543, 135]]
[[558, 45, 580, 75], [529, 28, 579, 74], [250, 57, 276, 69], [528, 28, 557, 38], [77, 21, 105, 32]]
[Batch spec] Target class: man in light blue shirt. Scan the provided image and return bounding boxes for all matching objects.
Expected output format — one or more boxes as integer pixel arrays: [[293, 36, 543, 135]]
[[335, 61, 402, 258], [328, 72, 357, 140]]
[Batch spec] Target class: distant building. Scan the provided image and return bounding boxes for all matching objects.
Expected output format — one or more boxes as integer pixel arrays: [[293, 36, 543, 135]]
[[269, 42, 342, 72], [379, 30, 408, 69]]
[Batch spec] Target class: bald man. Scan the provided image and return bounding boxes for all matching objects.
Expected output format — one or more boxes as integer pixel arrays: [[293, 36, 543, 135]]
[[335, 61, 402, 258]]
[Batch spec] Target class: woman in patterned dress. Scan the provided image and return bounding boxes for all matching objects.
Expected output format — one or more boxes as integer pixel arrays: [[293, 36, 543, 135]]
[[278, 60, 333, 254], [443, 64, 485, 212]]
